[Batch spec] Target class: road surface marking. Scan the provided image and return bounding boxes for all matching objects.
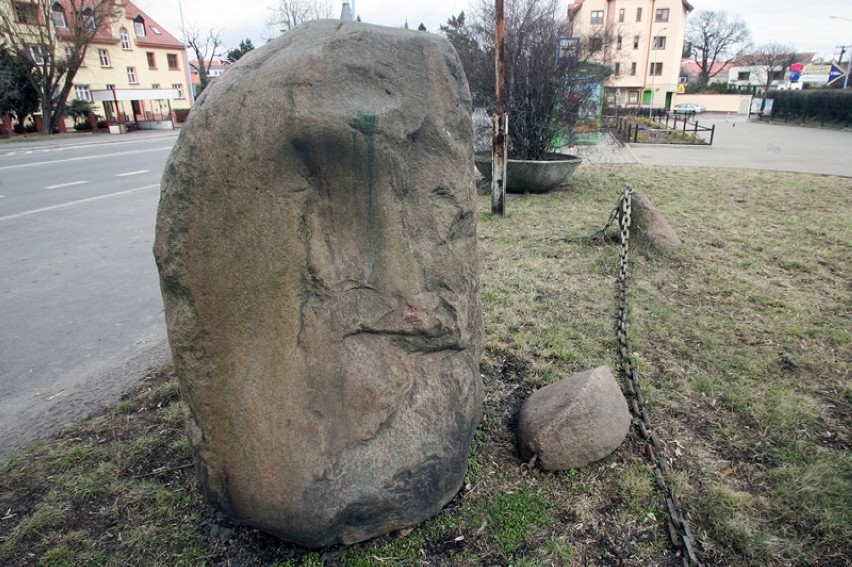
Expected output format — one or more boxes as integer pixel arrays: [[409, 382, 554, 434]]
[[0, 184, 159, 222], [0, 146, 173, 171], [45, 180, 89, 190], [115, 170, 150, 177]]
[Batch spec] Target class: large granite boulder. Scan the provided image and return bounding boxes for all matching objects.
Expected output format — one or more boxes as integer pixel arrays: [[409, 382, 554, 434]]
[[154, 20, 482, 547]]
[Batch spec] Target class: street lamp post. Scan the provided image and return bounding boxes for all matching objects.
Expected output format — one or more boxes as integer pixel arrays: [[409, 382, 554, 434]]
[[178, 0, 196, 103], [649, 27, 667, 117], [829, 15, 852, 88]]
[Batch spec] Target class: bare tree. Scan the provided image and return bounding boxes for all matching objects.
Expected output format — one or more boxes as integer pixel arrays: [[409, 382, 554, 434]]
[[0, 0, 120, 134], [687, 10, 751, 90], [750, 42, 797, 100], [451, 0, 615, 158], [185, 26, 223, 97], [268, 0, 332, 34]]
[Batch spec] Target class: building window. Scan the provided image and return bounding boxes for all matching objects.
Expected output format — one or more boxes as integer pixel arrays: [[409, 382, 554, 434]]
[[74, 84, 92, 101], [151, 25, 162, 35], [629, 91, 639, 104], [590, 36, 603, 52], [81, 8, 95, 32], [152, 83, 160, 89], [636, 8, 642, 22], [619, 8, 625, 23], [146, 52, 156, 69], [616, 35, 622, 50], [656, 8, 670, 22], [51, 3, 67, 28], [738, 71, 750, 81], [650, 62, 663, 76], [590, 10, 603, 25], [120, 27, 130, 49], [631, 62, 637, 76], [614, 62, 621, 76], [770, 70, 785, 80], [167, 53, 179, 70], [133, 15, 146, 37], [14, 1, 38, 24], [633, 36, 640, 49], [26, 44, 47, 64], [652, 36, 667, 50], [172, 83, 184, 99], [98, 49, 110, 67], [127, 66, 138, 83], [106, 83, 115, 90]]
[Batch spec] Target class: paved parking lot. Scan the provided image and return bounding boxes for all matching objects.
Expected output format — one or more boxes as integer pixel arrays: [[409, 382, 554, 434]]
[[576, 115, 852, 177]]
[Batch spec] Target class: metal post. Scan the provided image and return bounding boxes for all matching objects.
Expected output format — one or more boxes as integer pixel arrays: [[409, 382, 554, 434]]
[[178, 0, 195, 103], [491, 0, 507, 216], [710, 124, 715, 145]]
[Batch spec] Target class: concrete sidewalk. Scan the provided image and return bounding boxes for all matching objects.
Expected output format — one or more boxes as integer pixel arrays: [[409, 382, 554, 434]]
[[576, 115, 852, 177], [0, 129, 179, 153]]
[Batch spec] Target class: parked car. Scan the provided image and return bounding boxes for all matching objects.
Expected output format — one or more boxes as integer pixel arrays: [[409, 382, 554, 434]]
[[672, 103, 706, 115]]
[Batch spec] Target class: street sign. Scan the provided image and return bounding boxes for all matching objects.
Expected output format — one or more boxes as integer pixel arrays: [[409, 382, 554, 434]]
[[557, 37, 580, 63], [828, 64, 845, 84]]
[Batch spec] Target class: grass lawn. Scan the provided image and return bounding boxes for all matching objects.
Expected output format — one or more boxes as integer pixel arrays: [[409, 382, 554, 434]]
[[1, 164, 849, 566]]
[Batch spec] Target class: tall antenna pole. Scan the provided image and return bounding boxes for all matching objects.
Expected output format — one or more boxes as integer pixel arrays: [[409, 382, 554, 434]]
[[178, 0, 195, 103], [491, 0, 507, 216]]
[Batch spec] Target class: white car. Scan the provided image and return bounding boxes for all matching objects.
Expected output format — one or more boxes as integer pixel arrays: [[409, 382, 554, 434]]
[[672, 103, 706, 114]]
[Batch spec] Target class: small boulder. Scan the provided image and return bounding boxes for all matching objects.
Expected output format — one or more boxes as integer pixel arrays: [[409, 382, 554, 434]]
[[631, 192, 682, 253], [517, 366, 630, 470]]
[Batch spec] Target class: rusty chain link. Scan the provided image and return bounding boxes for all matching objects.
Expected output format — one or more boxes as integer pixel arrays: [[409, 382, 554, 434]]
[[594, 184, 700, 566]]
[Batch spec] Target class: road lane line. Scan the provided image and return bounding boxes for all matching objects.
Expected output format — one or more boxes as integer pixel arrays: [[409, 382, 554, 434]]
[[0, 146, 173, 171], [0, 184, 159, 222], [45, 180, 89, 190], [115, 170, 150, 177]]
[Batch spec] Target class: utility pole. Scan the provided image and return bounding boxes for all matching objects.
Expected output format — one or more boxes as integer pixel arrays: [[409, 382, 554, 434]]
[[178, 0, 195, 102], [839, 45, 852, 89], [491, 0, 507, 216], [829, 16, 852, 88]]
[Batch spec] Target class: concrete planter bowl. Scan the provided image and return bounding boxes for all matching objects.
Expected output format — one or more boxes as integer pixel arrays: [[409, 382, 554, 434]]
[[474, 153, 583, 194]]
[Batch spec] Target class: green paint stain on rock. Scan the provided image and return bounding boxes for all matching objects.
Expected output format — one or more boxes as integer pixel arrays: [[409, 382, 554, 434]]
[[350, 113, 379, 274], [351, 113, 377, 139], [351, 113, 377, 187]]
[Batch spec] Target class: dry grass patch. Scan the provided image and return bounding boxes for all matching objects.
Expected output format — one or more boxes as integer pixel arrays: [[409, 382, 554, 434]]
[[1, 165, 849, 566]]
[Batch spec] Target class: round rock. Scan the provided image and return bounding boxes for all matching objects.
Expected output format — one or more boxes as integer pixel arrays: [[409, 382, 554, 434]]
[[517, 366, 630, 470]]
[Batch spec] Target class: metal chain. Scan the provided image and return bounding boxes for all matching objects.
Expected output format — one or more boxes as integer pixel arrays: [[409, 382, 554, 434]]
[[611, 184, 700, 566], [551, 192, 622, 244]]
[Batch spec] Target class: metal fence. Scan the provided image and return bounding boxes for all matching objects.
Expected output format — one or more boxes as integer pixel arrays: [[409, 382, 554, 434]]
[[610, 114, 715, 145]]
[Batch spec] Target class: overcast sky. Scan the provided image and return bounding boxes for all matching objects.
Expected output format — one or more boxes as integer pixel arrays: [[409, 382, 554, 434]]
[[133, 0, 852, 61]]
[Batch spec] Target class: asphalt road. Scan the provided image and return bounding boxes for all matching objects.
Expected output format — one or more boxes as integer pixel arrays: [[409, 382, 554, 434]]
[[0, 132, 177, 463]]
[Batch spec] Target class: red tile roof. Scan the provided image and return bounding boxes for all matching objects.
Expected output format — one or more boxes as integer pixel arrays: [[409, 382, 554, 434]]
[[681, 60, 733, 75], [122, 0, 184, 49]]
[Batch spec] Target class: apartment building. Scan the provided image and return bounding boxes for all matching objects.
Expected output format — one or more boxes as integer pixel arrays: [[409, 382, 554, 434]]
[[5, 0, 191, 131], [568, 0, 693, 109]]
